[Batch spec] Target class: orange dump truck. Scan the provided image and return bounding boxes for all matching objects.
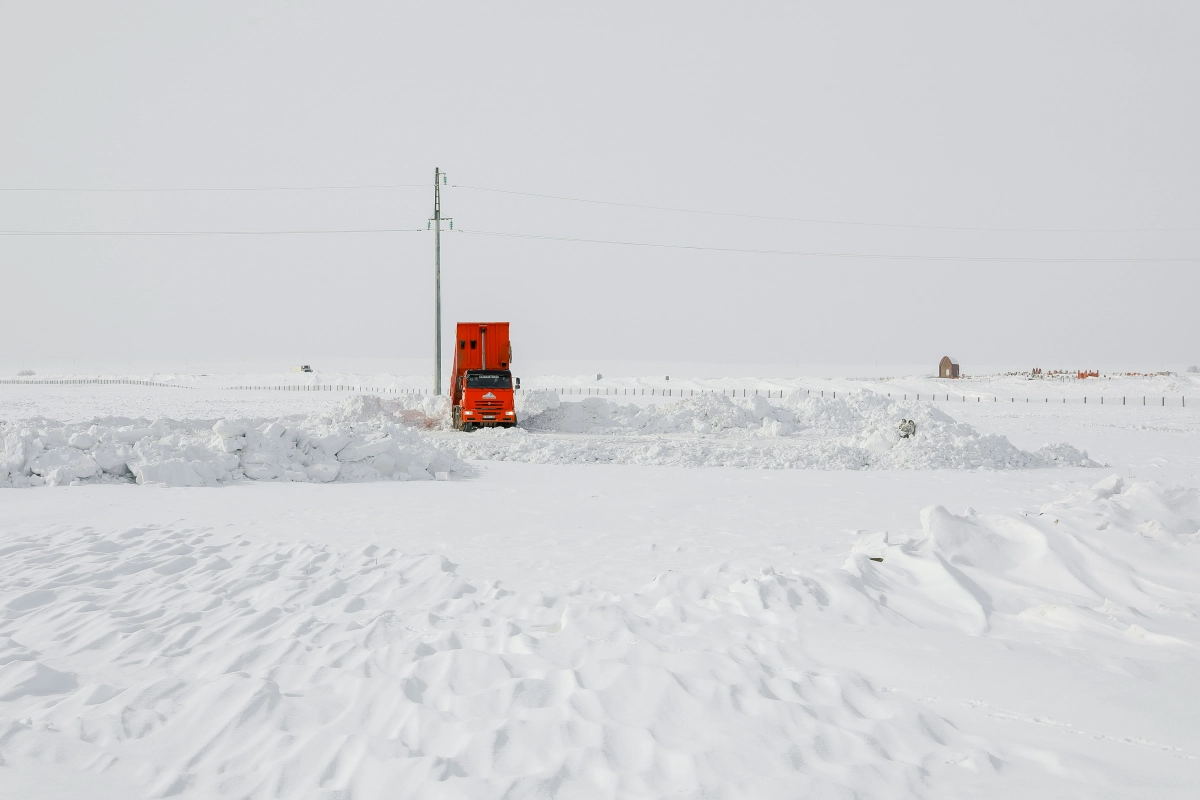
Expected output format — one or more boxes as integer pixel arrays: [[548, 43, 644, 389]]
[[450, 322, 520, 430]]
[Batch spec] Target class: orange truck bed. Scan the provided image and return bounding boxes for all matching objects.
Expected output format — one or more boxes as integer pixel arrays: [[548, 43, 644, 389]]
[[450, 322, 518, 430]]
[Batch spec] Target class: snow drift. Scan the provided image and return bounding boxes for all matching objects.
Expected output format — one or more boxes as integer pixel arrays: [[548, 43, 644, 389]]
[[836, 475, 1200, 645], [0, 396, 464, 488], [0, 477, 1194, 797], [0, 535, 990, 798], [460, 390, 1098, 470]]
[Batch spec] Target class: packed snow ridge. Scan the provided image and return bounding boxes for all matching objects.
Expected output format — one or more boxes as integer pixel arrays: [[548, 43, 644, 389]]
[[0, 396, 463, 488], [471, 389, 1097, 470], [0, 477, 1194, 798], [1, 391, 1096, 486]]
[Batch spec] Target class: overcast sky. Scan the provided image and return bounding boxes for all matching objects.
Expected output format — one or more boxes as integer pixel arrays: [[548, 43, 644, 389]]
[[2, 1, 1198, 375]]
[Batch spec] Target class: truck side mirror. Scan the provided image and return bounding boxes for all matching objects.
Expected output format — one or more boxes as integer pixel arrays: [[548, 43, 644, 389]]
[[515, 377, 521, 389]]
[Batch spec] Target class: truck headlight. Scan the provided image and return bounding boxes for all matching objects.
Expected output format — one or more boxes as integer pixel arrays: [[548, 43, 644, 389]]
[[464, 411, 474, 416], [505, 411, 514, 415]]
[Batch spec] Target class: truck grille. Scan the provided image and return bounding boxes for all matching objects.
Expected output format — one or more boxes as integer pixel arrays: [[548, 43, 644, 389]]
[[475, 400, 504, 409]]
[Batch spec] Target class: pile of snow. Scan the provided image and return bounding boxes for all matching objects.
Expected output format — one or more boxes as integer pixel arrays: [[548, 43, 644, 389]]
[[1, 476, 1194, 797], [455, 390, 1098, 470], [1, 396, 463, 487], [837, 475, 1200, 642]]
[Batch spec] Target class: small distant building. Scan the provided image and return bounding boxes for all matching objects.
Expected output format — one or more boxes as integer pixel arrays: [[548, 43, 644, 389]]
[[938, 356, 960, 379]]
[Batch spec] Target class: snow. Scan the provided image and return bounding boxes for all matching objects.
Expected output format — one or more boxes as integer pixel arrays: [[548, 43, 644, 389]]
[[1, 396, 464, 487], [2, 470, 1198, 797], [462, 390, 1097, 470], [3, 388, 1097, 486], [1, 372, 1199, 797]]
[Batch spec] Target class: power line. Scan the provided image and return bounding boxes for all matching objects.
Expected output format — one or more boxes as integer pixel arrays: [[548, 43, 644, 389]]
[[456, 228, 1200, 263], [6, 178, 1191, 233], [0, 228, 426, 236], [0, 184, 426, 193], [452, 184, 1197, 234], [5, 224, 1193, 261]]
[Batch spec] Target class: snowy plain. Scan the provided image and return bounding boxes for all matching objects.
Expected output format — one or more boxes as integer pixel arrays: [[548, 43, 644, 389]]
[[1, 373, 1199, 798]]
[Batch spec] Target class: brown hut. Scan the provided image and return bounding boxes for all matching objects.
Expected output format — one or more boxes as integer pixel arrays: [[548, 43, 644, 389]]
[[938, 356, 960, 379]]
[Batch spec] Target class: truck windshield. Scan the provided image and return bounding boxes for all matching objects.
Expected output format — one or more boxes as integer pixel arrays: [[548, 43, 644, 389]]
[[466, 372, 512, 389]]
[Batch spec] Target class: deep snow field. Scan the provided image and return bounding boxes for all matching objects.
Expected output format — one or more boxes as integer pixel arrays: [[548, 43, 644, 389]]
[[2, 373, 1199, 799]]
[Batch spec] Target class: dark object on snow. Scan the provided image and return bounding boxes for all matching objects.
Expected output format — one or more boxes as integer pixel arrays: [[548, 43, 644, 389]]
[[869, 557, 884, 563], [898, 419, 917, 439], [939, 356, 960, 378]]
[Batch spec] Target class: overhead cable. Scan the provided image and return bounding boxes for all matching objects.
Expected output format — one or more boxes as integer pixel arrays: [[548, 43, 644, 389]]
[[0, 228, 426, 236], [455, 228, 1200, 263], [452, 185, 1196, 234], [0, 184, 426, 193]]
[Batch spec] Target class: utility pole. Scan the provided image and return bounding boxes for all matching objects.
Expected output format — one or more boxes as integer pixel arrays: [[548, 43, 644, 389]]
[[432, 168, 442, 395], [429, 169, 452, 395]]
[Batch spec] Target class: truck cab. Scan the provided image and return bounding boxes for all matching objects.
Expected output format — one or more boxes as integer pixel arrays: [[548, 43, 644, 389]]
[[450, 322, 519, 431], [455, 369, 518, 430]]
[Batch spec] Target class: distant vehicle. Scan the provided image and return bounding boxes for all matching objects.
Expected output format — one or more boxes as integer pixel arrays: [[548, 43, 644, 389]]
[[291, 365, 314, 373], [450, 322, 519, 431]]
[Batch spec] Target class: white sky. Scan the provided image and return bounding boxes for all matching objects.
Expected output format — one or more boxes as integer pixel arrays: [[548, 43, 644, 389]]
[[2, 1, 1198, 374]]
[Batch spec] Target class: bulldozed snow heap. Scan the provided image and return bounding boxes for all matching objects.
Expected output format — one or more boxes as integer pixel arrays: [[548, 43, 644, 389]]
[[462, 389, 1099, 470], [2, 390, 1098, 485], [0, 396, 463, 488]]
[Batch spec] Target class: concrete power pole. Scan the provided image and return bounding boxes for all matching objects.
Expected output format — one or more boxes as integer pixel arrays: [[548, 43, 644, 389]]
[[429, 169, 452, 395], [432, 168, 442, 396]]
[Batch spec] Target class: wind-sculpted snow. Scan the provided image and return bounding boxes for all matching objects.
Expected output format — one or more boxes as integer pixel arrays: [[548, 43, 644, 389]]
[[458, 390, 1098, 470], [1, 477, 1194, 797], [0, 396, 463, 487], [841, 476, 1200, 644], [0, 529, 992, 799]]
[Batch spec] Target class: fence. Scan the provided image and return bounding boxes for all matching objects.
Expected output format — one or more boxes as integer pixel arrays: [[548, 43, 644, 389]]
[[889, 392, 1186, 407], [551, 387, 789, 398], [546, 387, 1189, 406], [229, 385, 429, 394], [0, 379, 1189, 407], [0, 378, 190, 389]]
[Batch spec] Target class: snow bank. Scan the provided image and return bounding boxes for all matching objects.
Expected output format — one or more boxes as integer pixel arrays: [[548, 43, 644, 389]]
[[836, 475, 1200, 643], [1, 391, 1097, 482], [450, 391, 1097, 470], [0, 396, 464, 487], [1, 477, 1194, 797]]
